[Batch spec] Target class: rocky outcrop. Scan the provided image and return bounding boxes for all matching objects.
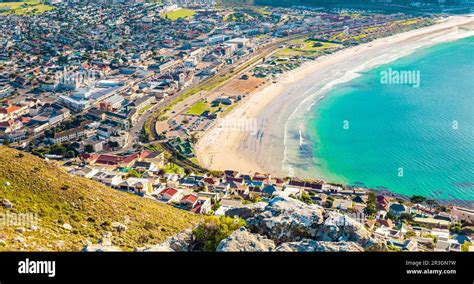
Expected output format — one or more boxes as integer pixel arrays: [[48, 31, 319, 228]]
[[136, 229, 193, 252], [136, 196, 386, 252], [276, 239, 364, 252], [317, 211, 386, 251], [216, 227, 276, 252], [82, 244, 122, 252], [246, 196, 324, 243], [82, 232, 122, 252], [224, 202, 267, 219], [136, 243, 174, 252], [222, 196, 386, 252]]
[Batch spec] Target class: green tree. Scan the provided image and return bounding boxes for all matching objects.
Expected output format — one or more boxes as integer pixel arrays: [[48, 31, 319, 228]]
[[65, 150, 76, 159], [386, 211, 396, 221], [127, 169, 142, 178], [192, 216, 245, 252], [300, 191, 313, 205], [325, 196, 334, 208], [85, 144, 94, 153], [449, 224, 462, 234], [404, 231, 417, 239], [461, 242, 472, 252], [399, 213, 414, 222], [365, 192, 377, 216], [410, 195, 427, 204], [108, 141, 120, 149]]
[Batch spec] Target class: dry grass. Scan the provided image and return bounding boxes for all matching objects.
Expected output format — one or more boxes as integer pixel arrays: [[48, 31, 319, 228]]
[[0, 146, 201, 251], [220, 74, 266, 95]]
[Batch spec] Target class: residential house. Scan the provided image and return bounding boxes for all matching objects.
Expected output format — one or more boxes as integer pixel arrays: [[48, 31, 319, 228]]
[[118, 178, 154, 196], [191, 197, 211, 214], [157, 188, 183, 203], [143, 151, 166, 168], [451, 207, 474, 224], [92, 171, 123, 187], [180, 194, 199, 210], [71, 166, 99, 179], [376, 195, 390, 211], [332, 198, 353, 210], [52, 125, 86, 143], [278, 186, 302, 198], [413, 217, 450, 229], [253, 172, 270, 182], [322, 183, 343, 193], [434, 236, 462, 252], [133, 161, 159, 172]]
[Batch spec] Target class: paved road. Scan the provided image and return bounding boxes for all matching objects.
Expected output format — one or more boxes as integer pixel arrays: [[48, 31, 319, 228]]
[[149, 35, 307, 140]]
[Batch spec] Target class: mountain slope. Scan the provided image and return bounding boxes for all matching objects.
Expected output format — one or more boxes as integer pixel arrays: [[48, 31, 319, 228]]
[[0, 146, 201, 251]]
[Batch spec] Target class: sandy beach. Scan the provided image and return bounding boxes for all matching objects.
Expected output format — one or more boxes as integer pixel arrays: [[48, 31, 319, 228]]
[[196, 15, 474, 178]]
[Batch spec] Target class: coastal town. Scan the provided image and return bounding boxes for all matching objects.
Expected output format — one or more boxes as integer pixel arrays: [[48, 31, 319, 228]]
[[0, 0, 473, 253]]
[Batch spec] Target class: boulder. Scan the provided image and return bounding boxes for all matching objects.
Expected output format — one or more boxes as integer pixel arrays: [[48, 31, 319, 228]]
[[224, 202, 267, 219], [14, 236, 25, 243], [135, 243, 174, 252], [276, 239, 364, 252], [2, 199, 13, 208], [317, 211, 386, 251], [99, 231, 113, 246], [82, 244, 122, 252], [167, 229, 193, 252], [16, 227, 26, 234], [247, 196, 324, 243], [62, 223, 73, 231], [217, 227, 276, 252], [136, 229, 193, 252], [111, 222, 127, 233], [82, 232, 121, 252]]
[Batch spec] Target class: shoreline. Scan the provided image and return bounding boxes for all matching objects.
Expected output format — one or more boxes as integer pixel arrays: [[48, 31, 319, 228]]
[[196, 15, 474, 203]]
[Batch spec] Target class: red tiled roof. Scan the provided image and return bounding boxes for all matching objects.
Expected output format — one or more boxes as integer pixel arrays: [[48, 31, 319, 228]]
[[95, 154, 123, 165], [0, 120, 15, 127], [160, 188, 178, 197], [203, 177, 216, 185], [141, 150, 153, 158], [227, 177, 243, 183], [95, 153, 140, 165], [377, 196, 389, 204], [254, 172, 270, 178], [181, 194, 198, 203], [0, 106, 21, 114], [122, 153, 139, 164], [191, 203, 202, 214]]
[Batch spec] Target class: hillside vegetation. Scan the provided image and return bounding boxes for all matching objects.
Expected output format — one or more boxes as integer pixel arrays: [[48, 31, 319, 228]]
[[0, 1, 55, 16], [0, 146, 201, 251]]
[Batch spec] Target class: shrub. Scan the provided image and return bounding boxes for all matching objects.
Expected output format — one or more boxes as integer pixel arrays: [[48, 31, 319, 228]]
[[192, 216, 245, 252], [410, 195, 427, 204], [300, 191, 313, 205], [461, 242, 471, 252], [404, 231, 417, 239], [144, 222, 156, 231]]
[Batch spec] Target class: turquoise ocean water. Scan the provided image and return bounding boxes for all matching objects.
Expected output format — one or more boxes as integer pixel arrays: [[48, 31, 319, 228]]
[[306, 36, 474, 201]]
